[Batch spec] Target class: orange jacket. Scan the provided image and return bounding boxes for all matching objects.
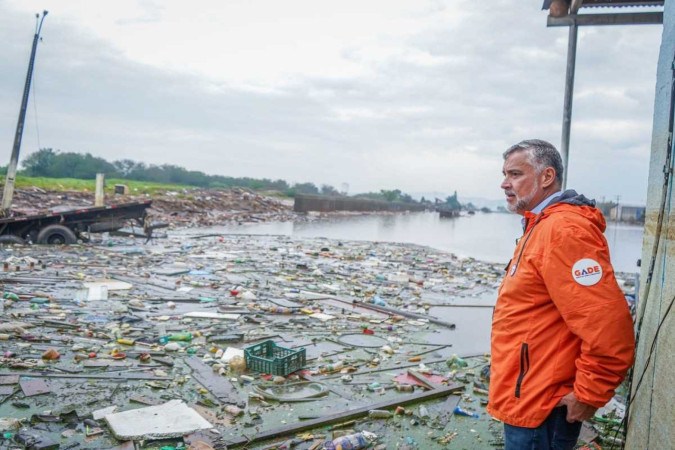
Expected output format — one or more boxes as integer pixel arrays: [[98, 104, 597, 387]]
[[487, 191, 635, 428]]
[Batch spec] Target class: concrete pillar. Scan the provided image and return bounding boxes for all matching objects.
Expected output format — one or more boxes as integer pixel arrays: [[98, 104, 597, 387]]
[[625, 2, 675, 449], [95, 173, 105, 207]]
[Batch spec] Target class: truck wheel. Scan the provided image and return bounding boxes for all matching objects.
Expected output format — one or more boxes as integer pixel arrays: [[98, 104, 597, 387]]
[[0, 235, 26, 246], [37, 225, 77, 245]]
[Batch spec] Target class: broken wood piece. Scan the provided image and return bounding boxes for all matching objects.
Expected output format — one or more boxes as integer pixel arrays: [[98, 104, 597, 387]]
[[185, 356, 241, 404], [19, 378, 51, 397], [406, 369, 445, 390]]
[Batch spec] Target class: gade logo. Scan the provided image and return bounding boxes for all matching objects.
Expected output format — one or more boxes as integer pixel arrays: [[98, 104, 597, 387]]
[[572, 258, 602, 286]]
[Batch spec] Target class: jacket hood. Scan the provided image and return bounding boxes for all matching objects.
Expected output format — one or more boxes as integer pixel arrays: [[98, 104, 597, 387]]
[[542, 189, 606, 232]]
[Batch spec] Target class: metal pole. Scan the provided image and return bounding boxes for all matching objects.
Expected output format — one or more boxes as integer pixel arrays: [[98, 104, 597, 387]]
[[560, 18, 578, 189], [1, 11, 48, 216]]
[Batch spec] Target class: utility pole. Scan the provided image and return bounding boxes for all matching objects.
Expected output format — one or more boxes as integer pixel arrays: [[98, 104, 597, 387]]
[[1, 11, 48, 216]]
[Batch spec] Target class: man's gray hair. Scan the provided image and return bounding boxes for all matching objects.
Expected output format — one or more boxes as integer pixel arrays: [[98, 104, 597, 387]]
[[503, 139, 564, 186]]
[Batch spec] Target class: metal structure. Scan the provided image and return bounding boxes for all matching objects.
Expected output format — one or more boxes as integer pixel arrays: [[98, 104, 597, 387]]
[[1, 11, 48, 216], [542, 0, 664, 187], [0, 200, 154, 245]]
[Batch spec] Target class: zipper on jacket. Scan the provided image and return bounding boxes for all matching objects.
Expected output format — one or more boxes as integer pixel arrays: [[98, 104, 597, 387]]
[[515, 343, 529, 398], [510, 215, 543, 277]]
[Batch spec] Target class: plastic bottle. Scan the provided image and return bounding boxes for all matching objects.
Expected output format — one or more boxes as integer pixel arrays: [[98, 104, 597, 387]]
[[371, 296, 387, 307], [368, 409, 392, 419], [453, 406, 480, 418], [321, 361, 344, 373], [323, 432, 369, 450], [168, 332, 192, 342], [446, 354, 468, 369]]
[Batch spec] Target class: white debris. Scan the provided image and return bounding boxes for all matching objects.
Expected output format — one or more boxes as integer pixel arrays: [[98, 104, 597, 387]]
[[104, 400, 212, 440]]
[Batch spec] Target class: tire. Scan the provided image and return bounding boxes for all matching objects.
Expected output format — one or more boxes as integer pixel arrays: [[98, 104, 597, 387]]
[[0, 235, 26, 246], [37, 224, 77, 245]]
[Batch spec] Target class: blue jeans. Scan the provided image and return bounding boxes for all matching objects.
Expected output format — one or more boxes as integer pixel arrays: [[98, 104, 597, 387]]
[[503, 406, 582, 450]]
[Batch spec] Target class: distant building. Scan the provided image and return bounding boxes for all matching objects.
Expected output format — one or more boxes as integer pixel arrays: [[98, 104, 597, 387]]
[[609, 204, 646, 223]]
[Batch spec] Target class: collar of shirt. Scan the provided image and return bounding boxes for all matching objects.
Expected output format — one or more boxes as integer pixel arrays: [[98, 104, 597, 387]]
[[521, 190, 563, 230]]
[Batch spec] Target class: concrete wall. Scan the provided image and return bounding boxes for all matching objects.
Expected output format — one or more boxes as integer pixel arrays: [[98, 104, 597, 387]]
[[293, 194, 426, 213], [625, 2, 675, 448]]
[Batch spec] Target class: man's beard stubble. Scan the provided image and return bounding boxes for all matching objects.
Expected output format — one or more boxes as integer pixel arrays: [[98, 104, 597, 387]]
[[506, 181, 539, 214]]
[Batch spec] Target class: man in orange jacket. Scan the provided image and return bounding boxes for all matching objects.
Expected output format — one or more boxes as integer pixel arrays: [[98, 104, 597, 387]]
[[488, 139, 635, 449]]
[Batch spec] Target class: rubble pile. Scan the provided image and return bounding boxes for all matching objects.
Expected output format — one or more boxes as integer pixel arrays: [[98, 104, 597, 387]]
[[10, 187, 296, 227], [148, 189, 294, 227]]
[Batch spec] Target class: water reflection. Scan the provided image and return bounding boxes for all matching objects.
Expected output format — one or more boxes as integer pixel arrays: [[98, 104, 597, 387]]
[[197, 211, 643, 273]]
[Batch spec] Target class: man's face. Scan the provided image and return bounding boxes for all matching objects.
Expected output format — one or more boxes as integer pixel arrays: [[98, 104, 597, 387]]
[[501, 151, 545, 215]]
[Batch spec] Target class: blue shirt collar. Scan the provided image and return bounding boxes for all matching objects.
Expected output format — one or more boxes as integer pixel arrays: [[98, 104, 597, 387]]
[[530, 190, 563, 215], [521, 190, 563, 228]]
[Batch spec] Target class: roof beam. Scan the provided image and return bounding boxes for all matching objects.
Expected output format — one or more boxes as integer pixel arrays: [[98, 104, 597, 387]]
[[547, 11, 663, 26]]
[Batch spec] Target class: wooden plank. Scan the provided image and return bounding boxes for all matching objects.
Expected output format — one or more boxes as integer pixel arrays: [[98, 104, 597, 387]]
[[0, 375, 20, 385], [0, 371, 171, 381], [20, 378, 51, 396], [224, 383, 464, 448], [184, 356, 241, 404], [407, 369, 444, 390]]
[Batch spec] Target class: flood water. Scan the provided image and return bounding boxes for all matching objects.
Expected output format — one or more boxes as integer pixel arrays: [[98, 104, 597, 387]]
[[196, 211, 644, 273]]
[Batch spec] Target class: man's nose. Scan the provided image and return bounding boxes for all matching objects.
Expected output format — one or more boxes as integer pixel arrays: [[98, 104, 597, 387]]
[[501, 178, 510, 190]]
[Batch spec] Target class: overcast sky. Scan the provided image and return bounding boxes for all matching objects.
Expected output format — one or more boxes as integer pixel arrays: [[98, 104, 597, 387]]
[[0, 0, 663, 204]]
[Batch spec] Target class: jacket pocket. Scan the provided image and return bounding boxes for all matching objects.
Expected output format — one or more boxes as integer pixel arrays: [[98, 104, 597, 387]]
[[515, 343, 529, 398]]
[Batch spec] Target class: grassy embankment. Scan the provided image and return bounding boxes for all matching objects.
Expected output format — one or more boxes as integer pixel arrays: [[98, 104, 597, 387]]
[[12, 176, 193, 196]]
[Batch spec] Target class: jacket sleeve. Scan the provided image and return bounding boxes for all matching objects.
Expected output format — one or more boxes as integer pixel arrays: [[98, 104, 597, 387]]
[[540, 220, 635, 408]]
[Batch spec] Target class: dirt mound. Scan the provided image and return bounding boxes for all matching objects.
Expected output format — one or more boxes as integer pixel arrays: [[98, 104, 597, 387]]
[[10, 186, 295, 227]]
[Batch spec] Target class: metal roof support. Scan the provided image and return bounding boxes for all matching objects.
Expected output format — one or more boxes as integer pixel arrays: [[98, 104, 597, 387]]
[[548, 8, 663, 189], [561, 19, 578, 189], [548, 11, 664, 26]]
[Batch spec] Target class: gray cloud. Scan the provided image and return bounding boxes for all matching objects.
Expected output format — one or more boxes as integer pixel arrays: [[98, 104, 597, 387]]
[[0, 1, 661, 203]]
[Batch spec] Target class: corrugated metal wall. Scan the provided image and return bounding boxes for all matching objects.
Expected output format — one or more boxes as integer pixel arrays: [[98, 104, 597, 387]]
[[625, 1, 674, 448]]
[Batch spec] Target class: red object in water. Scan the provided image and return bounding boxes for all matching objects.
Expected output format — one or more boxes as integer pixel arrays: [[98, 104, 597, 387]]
[[230, 290, 239, 297], [362, 328, 374, 335], [88, 352, 97, 358]]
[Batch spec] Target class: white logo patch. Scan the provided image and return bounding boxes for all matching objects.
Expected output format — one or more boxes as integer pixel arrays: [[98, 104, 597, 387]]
[[572, 258, 603, 286]]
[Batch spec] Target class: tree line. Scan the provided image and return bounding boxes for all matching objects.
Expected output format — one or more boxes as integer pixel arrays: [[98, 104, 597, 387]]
[[3, 148, 468, 208], [9, 148, 333, 196]]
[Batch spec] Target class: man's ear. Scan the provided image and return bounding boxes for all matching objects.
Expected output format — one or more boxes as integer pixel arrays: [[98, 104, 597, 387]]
[[541, 167, 556, 189]]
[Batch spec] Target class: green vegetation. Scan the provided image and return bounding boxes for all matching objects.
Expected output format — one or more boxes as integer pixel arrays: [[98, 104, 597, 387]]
[[17, 149, 314, 195], [12, 175, 192, 195], [354, 189, 417, 204]]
